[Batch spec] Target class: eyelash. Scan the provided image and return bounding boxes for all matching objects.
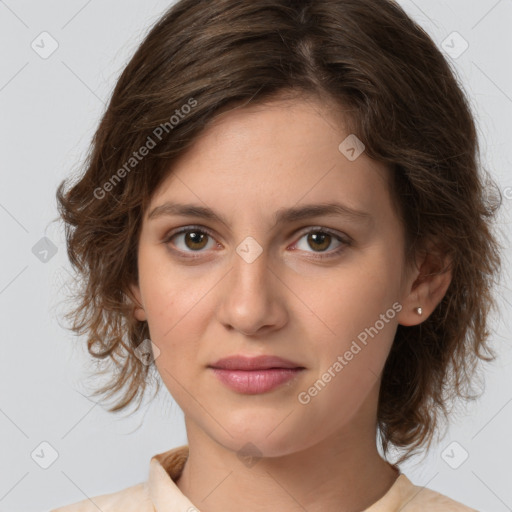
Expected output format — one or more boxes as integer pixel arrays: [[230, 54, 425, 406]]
[[162, 225, 351, 261]]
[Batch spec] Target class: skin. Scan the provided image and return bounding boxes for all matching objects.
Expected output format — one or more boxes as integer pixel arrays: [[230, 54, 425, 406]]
[[130, 92, 452, 512]]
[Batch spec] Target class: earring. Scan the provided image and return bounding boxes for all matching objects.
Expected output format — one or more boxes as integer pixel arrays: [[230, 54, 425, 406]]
[[415, 306, 423, 315]]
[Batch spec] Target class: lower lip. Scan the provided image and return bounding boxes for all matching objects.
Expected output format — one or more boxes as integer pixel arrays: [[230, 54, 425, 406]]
[[210, 368, 304, 394]]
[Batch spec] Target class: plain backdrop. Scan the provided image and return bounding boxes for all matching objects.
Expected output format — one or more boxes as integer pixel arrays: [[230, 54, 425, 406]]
[[0, 1, 511, 511]]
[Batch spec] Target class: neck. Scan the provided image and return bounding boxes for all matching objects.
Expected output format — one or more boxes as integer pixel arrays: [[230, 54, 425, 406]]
[[175, 391, 399, 512]]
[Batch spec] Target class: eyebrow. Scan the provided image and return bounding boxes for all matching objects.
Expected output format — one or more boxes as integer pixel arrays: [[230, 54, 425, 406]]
[[148, 201, 372, 228]]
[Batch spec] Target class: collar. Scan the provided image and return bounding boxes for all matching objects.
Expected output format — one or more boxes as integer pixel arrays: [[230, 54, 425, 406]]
[[147, 444, 417, 512], [149, 445, 197, 512]]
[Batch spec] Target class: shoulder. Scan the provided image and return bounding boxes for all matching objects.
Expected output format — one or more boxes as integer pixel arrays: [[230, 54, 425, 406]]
[[50, 481, 152, 512], [398, 475, 478, 511]]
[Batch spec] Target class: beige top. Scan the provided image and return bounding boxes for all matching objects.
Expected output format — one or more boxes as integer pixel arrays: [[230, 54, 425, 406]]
[[51, 444, 478, 511]]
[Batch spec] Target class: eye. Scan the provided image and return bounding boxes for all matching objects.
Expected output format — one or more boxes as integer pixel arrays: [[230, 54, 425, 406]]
[[292, 228, 349, 259], [163, 226, 218, 255], [163, 225, 350, 260]]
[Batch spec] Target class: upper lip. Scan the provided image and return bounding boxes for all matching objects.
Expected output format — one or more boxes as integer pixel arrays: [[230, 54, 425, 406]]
[[209, 355, 304, 370]]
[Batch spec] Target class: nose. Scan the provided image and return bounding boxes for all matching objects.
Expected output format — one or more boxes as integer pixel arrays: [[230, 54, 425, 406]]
[[215, 246, 288, 337]]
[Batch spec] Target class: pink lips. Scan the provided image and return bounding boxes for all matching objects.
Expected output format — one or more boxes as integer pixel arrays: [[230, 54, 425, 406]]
[[208, 355, 305, 394]]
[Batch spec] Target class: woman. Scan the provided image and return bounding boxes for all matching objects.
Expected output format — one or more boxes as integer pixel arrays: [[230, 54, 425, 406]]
[[52, 0, 502, 510]]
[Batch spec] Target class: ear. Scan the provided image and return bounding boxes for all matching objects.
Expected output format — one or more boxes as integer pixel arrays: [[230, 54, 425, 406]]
[[397, 239, 453, 327], [127, 281, 147, 322]]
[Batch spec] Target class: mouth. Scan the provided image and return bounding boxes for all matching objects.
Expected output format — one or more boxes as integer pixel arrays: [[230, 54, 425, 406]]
[[208, 355, 306, 394]]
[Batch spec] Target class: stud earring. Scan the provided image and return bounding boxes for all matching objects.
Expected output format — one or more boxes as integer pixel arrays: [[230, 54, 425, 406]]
[[415, 306, 423, 315]]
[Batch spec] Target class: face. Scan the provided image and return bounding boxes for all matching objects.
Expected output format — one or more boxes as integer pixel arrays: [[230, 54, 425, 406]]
[[130, 94, 420, 457]]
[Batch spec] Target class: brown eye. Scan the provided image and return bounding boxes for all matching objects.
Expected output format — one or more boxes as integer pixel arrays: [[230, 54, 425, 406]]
[[165, 227, 217, 253], [182, 231, 209, 250], [307, 232, 332, 252], [292, 228, 349, 260]]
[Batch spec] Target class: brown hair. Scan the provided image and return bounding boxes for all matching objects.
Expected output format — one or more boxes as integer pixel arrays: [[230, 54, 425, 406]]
[[55, 0, 503, 463]]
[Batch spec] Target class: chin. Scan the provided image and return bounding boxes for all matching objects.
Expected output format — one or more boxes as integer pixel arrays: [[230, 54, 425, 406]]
[[210, 414, 317, 459]]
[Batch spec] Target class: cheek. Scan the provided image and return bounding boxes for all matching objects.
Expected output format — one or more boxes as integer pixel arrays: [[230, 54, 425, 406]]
[[138, 261, 213, 374], [317, 256, 400, 328], [138, 247, 195, 335], [306, 249, 402, 367], [146, 278, 203, 402]]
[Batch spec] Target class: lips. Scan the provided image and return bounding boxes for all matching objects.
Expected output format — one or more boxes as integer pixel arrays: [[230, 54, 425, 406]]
[[208, 355, 305, 394], [209, 355, 304, 371]]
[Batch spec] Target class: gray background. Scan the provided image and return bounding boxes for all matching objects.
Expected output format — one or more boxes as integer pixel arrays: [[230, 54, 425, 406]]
[[0, 1, 511, 510]]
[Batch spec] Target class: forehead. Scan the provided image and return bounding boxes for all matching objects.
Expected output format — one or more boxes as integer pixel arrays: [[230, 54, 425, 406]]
[[147, 96, 393, 228], [188, 95, 353, 167]]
